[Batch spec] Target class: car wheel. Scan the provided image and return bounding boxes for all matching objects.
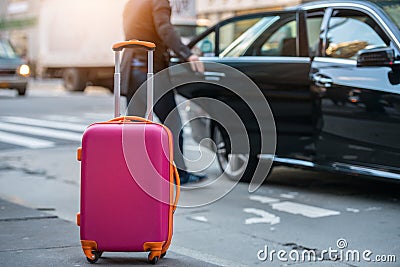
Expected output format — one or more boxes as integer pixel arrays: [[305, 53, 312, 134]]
[[17, 86, 27, 96], [212, 124, 258, 182], [63, 68, 87, 91], [96, 79, 114, 93]]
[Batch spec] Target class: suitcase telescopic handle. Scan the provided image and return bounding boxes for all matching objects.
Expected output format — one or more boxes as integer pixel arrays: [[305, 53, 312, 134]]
[[112, 40, 156, 120], [112, 40, 156, 51]]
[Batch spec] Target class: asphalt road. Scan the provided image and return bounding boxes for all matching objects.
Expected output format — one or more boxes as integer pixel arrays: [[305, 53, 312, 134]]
[[0, 80, 399, 266]]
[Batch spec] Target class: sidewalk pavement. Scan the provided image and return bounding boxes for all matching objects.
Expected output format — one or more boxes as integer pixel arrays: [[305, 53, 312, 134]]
[[0, 198, 218, 267]]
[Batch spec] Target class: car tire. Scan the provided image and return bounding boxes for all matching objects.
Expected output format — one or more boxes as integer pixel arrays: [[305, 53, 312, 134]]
[[96, 79, 114, 93], [17, 86, 27, 96], [212, 123, 259, 182], [63, 68, 87, 92]]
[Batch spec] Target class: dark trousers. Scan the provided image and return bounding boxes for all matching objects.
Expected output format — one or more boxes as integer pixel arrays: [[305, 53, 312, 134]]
[[126, 68, 186, 172]]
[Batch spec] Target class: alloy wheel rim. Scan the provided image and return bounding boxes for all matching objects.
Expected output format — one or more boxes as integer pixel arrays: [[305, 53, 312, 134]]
[[214, 127, 248, 177]]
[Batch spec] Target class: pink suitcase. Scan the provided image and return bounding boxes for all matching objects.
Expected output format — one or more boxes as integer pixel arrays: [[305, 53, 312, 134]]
[[76, 40, 180, 265]]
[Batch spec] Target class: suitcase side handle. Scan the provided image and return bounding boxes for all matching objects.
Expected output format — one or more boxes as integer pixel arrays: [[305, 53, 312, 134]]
[[172, 164, 180, 213], [112, 40, 156, 51], [161, 164, 180, 255]]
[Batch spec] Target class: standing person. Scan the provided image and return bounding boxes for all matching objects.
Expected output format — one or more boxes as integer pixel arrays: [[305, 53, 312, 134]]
[[121, 0, 206, 184]]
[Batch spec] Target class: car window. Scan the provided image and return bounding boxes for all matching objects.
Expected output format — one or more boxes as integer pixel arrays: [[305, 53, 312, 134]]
[[227, 13, 298, 57], [325, 10, 389, 59], [191, 31, 216, 57], [175, 25, 209, 45], [219, 18, 261, 53], [259, 19, 297, 56], [306, 16, 323, 57], [0, 40, 17, 59], [221, 16, 281, 57], [368, 0, 400, 29], [191, 17, 261, 57]]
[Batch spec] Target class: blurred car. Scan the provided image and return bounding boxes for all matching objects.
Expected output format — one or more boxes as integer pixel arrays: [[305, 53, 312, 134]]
[[171, 0, 400, 182], [0, 38, 30, 96]]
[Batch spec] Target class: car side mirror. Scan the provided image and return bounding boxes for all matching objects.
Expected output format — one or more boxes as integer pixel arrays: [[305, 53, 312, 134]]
[[357, 47, 395, 67]]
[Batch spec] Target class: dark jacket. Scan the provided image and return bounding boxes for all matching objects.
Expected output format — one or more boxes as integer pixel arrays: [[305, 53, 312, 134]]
[[121, 0, 192, 96]]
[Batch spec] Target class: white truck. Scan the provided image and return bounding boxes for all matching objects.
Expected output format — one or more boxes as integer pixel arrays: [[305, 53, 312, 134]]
[[29, 0, 204, 92]]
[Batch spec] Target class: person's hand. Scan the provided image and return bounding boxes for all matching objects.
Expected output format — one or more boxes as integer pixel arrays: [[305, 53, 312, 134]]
[[188, 54, 204, 73]]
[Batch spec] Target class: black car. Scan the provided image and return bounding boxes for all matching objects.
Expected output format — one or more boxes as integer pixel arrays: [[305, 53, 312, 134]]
[[0, 38, 30, 96], [170, 0, 400, 182]]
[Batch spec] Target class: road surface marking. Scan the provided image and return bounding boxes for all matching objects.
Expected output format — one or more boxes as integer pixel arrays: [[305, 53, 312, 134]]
[[43, 115, 86, 123], [346, 208, 360, 213], [243, 208, 280, 225], [0, 122, 82, 141], [279, 192, 297, 199], [271, 201, 340, 218], [365, 207, 382, 211], [1, 116, 87, 132], [183, 126, 192, 134], [0, 131, 55, 149], [170, 245, 249, 267], [83, 113, 112, 120], [190, 216, 209, 222], [249, 195, 280, 204], [185, 145, 203, 151]]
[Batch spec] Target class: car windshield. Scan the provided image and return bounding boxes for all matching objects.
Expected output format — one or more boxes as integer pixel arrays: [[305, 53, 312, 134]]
[[0, 39, 17, 59], [369, 0, 400, 29]]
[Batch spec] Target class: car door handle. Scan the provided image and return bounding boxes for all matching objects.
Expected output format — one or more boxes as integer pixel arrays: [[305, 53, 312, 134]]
[[312, 74, 333, 88], [170, 57, 184, 65], [203, 71, 226, 81]]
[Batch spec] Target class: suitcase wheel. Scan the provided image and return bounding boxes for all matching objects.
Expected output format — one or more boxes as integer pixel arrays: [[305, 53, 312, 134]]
[[148, 251, 161, 264], [86, 251, 103, 264], [160, 252, 166, 259]]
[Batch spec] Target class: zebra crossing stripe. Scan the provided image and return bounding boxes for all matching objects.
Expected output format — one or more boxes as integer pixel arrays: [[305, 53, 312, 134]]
[[271, 201, 340, 218], [0, 122, 82, 141], [1, 116, 87, 132], [249, 195, 341, 219], [0, 131, 55, 149], [243, 208, 280, 225]]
